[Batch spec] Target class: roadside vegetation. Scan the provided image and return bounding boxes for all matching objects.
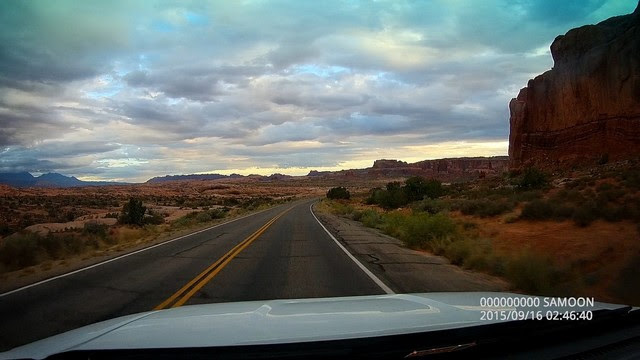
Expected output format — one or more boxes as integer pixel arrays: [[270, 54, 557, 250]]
[[0, 194, 294, 276], [322, 160, 640, 297]]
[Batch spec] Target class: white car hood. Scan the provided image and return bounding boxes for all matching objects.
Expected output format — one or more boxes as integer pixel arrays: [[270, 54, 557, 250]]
[[0, 292, 627, 359]]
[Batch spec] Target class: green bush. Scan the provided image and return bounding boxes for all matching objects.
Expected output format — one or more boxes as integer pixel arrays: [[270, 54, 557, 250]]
[[366, 178, 444, 210], [551, 204, 575, 220], [572, 201, 598, 227], [0, 233, 44, 269], [195, 211, 212, 223], [119, 198, 147, 226], [368, 187, 408, 209], [455, 199, 514, 217], [506, 252, 556, 294], [510, 190, 542, 203], [444, 238, 473, 265], [360, 209, 383, 228], [411, 198, 448, 214], [517, 168, 548, 190], [405, 213, 456, 247], [83, 222, 108, 238], [520, 200, 554, 220], [328, 201, 355, 216], [326, 187, 351, 200], [144, 210, 165, 225], [620, 168, 640, 189], [404, 177, 444, 201], [63, 235, 86, 254]]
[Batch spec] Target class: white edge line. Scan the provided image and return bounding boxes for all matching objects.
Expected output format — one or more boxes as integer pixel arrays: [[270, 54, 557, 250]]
[[309, 202, 395, 295], [0, 206, 277, 298]]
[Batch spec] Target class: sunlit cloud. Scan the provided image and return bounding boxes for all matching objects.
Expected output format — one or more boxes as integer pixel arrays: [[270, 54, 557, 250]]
[[0, 0, 635, 181]]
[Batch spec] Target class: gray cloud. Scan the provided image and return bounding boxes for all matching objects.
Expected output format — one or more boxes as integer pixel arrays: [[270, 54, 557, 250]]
[[0, 0, 635, 181]]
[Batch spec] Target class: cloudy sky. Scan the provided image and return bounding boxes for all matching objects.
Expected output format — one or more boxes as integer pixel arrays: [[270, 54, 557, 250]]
[[0, 0, 635, 182]]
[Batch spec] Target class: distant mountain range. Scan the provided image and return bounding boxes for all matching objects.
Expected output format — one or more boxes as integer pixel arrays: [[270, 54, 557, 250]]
[[0, 172, 129, 188], [145, 172, 293, 184], [145, 173, 242, 183], [0, 156, 510, 188]]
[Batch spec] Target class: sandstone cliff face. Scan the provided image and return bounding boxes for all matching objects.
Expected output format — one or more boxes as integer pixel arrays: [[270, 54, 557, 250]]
[[509, 3, 640, 168], [312, 157, 508, 182], [369, 157, 509, 181]]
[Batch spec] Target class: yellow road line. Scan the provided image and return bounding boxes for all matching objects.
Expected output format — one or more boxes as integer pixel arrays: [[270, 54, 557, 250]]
[[154, 207, 292, 310]]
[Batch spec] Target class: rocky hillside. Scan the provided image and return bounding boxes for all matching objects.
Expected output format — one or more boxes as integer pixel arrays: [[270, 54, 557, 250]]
[[509, 3, 640, 168], [310, 156, 509, 182]]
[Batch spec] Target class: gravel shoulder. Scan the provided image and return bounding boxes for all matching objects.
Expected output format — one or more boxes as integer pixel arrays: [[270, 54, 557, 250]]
[[313, 203, 511, 293]]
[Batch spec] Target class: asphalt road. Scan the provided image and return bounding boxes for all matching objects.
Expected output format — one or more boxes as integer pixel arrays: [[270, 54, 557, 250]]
[[0, 198, 386, 351]]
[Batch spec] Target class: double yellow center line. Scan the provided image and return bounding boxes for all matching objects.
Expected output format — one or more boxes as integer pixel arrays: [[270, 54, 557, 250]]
[[154, 206, 293, 310]]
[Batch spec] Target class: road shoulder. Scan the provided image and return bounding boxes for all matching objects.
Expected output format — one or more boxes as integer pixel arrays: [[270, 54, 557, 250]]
[[312, 203, 511, 293]]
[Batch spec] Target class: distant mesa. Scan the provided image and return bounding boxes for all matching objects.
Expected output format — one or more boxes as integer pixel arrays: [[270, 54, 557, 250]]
[[0, 172, 128, 188], [305, 156, 509, 182], [307, 170, 331, 177], [145, 173, 229, 183], [372, 159, 409, 169], [509, 2, 640, 169]]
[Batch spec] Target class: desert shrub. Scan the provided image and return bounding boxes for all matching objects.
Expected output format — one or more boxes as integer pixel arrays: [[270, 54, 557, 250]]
[[596, 187, 626, 203], [400, 213, 457, 248], [404, 176, 444, 201], [223, 198, 239, 206], [326, 187, 351, 200], [551, 204, 575, 220], [554, 189, 585, 203], [411, 198, 448, 214], [443, 238, 473, 266], [506, 252, 556, 294], [620, 168, 640, 189], [520, 199, 554, 220], [360, 209, 383, 228], [195, 211, 212, 223], [207, 209, 227, 219], [517, 167, 548, 190], [0, 233, 45, 269], [572, 201, 598, 227], [367, 178, 444, 210], [368, 187, 407, 209], [599, 204, 624, 222], [40, 234, 65, 259], [63, 235, 86, 254], [83, 222, 108, 238], [144, 210, 165, 225], [596, 182, 614, 193], [454, 199, 515, 217], [510, 190, 542, 203], [378, 212, 407, 239], [119, 198, 146, 226], [325, 201, 355, 216], [0, 223, 13, 237], [621, 199, 640, 221]]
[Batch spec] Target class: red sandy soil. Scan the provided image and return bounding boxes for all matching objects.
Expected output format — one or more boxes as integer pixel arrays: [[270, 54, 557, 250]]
[[454, 211, 640, 303]]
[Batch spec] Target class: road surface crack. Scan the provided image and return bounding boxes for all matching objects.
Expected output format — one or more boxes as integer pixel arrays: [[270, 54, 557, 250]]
[[365, 253, 386, 273]]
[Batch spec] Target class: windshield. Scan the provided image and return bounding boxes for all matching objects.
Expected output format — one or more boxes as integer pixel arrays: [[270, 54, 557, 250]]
[[0, 0, 639, 355]]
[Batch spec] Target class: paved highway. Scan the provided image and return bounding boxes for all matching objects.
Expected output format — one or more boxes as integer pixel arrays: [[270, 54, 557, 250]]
[[0, 198, 387, 351]]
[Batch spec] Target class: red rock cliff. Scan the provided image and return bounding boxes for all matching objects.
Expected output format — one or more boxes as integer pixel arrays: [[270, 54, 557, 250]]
[[509, 3, 640, 168]]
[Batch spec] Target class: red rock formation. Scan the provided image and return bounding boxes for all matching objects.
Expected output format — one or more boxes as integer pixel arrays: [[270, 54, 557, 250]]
[[509, 3, 640, 168], [372, 159, 409, 168], [315, 157, 509, 182]]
